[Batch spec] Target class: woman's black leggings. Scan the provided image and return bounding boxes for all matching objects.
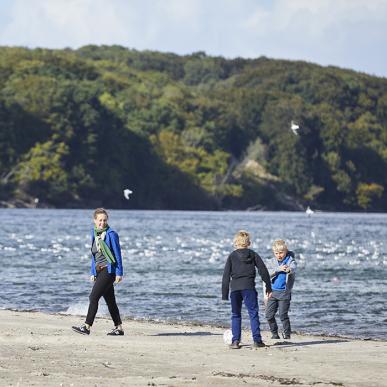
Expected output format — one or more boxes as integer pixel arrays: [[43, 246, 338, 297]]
[[85, 268, 122, 327]]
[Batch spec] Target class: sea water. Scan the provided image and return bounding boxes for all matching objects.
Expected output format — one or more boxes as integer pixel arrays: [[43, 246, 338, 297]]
[[1, 209, 386, 340]]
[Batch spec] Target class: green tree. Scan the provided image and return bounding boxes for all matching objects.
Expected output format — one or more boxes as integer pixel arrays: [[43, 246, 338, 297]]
[[356, 183, 384, 209]]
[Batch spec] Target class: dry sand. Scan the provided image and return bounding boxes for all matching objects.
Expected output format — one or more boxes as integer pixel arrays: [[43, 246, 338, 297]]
[[0, 310, 386, 386]]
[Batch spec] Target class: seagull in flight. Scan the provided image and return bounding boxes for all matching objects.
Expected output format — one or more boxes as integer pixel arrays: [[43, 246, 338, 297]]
[[123, 189, 133, 200], [306, 206, 314, 216], [290, 120, 300, 135]]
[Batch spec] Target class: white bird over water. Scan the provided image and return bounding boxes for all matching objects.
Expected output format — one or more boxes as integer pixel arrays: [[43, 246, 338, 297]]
[[290, 120, 300, 135], [306, 206, 314, 216], [123, 189, 133, 200]]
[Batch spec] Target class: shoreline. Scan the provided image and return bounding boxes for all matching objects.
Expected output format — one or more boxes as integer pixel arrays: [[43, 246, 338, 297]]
[[1, 309, 386, 386], [2, 307, 385, 342], [2, 206, 387, 214]]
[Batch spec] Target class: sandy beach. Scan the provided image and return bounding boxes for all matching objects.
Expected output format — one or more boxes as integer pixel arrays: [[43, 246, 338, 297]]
[[0, 310, 386, 386]]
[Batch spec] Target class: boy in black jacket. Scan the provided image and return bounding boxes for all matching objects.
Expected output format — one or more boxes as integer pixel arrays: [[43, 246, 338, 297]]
[[222, 230, 272, 349]]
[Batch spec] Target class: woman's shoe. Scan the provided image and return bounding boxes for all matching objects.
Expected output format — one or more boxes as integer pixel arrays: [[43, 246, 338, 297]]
[[72, 325, 90, 335], [107, 328, 124, 336]]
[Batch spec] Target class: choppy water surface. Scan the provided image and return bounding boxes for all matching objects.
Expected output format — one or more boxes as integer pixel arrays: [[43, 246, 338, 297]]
[[1, 209, 386, 340]]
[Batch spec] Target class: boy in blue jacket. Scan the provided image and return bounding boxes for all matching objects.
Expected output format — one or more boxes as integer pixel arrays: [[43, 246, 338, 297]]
[[265, 239, 296, 339], [222, 230, 272, 349]]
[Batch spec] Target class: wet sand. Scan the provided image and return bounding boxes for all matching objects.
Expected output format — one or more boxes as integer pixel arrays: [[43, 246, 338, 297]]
[[0, 309, 386, 386]]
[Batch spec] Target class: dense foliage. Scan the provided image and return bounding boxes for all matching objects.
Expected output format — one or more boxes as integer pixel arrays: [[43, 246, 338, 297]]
[[1, 45, 386, 210]]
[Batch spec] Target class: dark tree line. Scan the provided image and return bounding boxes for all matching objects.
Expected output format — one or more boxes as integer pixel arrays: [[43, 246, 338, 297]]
[[1, 45, 386, 211]]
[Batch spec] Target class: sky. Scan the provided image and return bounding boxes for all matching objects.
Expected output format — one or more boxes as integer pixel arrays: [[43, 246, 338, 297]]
[[1, 0, 387, 78]]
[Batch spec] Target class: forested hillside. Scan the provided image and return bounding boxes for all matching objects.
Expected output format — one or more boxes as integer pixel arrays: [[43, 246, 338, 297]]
[[1, 45, 386, 210]]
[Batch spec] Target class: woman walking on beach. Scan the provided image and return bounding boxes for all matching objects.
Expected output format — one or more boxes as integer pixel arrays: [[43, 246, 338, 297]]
[[72, 208, 124, 336]]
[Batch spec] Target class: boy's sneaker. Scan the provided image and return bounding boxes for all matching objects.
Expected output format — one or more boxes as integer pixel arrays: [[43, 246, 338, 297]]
[[107, 328, 124, 336], [283, 333, 291, 339], [229, 340, 241, 349], [253, 341, 266, 348], [72, 325, 90, 335], [271, 332, 280, 339]]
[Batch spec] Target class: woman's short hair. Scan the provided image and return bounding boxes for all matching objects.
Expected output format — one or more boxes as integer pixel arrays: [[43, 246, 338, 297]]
[[233, 230, 251, 248], [93, 208, 109, 219], [272, 239, 288, 252]]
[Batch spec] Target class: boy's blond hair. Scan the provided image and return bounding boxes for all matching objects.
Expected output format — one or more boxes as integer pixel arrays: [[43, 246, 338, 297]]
[[272, 239, 288, 253], [234, 230, 251, 249]]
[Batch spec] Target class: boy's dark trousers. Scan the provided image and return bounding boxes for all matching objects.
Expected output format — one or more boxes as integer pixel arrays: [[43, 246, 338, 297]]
[[230, 289, 262, 343], [265, 291, 291, 336], [85, 268, 122, 327]]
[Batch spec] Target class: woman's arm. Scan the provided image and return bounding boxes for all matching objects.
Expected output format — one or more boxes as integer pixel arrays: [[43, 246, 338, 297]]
[[110, 231, 124, 277]]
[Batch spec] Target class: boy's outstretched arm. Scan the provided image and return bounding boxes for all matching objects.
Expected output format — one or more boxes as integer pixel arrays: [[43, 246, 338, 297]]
[[221, 256, 231, 300], [254, 253, 272, 295], [267, 259, 279, 278]]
